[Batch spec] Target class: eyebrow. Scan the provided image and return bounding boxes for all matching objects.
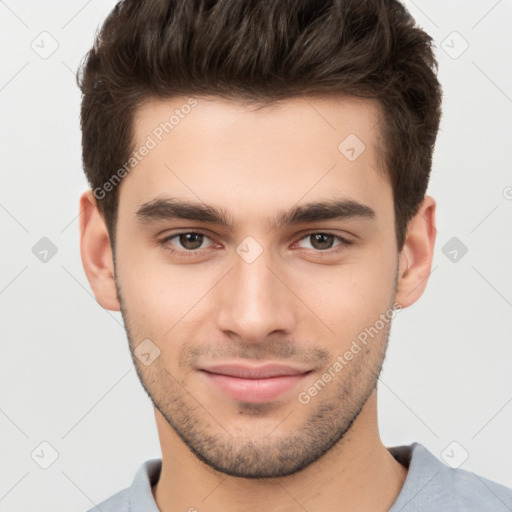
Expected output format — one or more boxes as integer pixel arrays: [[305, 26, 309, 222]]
[[135, 196, 376, 231]]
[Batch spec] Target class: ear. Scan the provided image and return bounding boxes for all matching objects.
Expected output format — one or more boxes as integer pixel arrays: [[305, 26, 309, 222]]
[[394, 195, 437, 309], [79, 190, 121, 311]]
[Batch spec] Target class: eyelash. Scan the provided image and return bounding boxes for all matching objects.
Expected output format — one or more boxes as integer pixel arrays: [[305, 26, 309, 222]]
[[159, 230, 353, 258]]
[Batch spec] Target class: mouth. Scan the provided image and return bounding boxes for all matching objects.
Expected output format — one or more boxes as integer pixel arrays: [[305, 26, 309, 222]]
[[198, 363, 313, 403]]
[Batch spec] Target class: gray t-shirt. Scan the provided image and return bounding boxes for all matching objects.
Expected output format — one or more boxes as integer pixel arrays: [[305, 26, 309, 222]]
[[87, 442, 512, 511]]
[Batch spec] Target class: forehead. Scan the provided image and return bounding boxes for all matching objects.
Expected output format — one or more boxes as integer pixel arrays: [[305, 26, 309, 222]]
[[117, 94, 391, 229]]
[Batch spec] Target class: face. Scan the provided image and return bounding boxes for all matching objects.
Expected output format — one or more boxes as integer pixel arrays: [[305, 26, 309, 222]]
[[113, 95, 401, 478]]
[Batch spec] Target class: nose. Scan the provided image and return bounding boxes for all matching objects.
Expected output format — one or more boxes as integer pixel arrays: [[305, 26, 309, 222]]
[[215, 245, 297, 344]]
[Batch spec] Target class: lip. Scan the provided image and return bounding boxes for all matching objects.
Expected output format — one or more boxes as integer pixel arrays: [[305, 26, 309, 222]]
[[198, 362, 312, 403], [201, 363, 311, 379]]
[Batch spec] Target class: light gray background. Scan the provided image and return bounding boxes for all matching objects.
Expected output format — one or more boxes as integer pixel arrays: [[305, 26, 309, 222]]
[[1, 1, 511, 510]]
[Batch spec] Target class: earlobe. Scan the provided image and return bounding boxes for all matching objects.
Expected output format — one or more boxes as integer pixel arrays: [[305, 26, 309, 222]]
[[79, 190, 121, 311], [394, 196, 437, 309]]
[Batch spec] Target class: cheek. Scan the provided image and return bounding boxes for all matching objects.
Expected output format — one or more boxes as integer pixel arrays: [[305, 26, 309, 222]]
[[295, 255, 397, 341], [119, 257, 215, 352]]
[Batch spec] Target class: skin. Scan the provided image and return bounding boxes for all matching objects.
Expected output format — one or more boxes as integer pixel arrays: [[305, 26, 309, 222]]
[[80, 95, 436, 512]]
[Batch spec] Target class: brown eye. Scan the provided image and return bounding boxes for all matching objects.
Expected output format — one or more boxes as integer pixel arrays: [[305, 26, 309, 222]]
[[294, 232, 353, 255], [161, 231, 214, 255], [309, 233, 336, 250], [177, 232, 204, 250]]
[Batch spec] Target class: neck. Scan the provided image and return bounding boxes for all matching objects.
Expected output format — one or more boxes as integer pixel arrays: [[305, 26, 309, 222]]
[[152, 390, 407, 512]]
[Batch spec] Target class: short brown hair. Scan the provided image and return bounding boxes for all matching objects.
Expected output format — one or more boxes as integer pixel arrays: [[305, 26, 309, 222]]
[[78, 0, 442, 252]]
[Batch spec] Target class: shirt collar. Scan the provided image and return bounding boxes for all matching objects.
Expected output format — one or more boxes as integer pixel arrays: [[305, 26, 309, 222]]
[[388, 442, 448, 511], [129, 458, 162, 512]]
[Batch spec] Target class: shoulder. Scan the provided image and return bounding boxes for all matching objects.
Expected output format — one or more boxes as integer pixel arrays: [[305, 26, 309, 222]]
[[433, 463, 512, 510], [85, 458, 162, 512], [389, 443, 512, 511], [86, 487, 130, 512]]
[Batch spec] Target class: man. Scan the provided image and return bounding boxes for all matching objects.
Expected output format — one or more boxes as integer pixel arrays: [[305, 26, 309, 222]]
[[78, 0, 512, 511]]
